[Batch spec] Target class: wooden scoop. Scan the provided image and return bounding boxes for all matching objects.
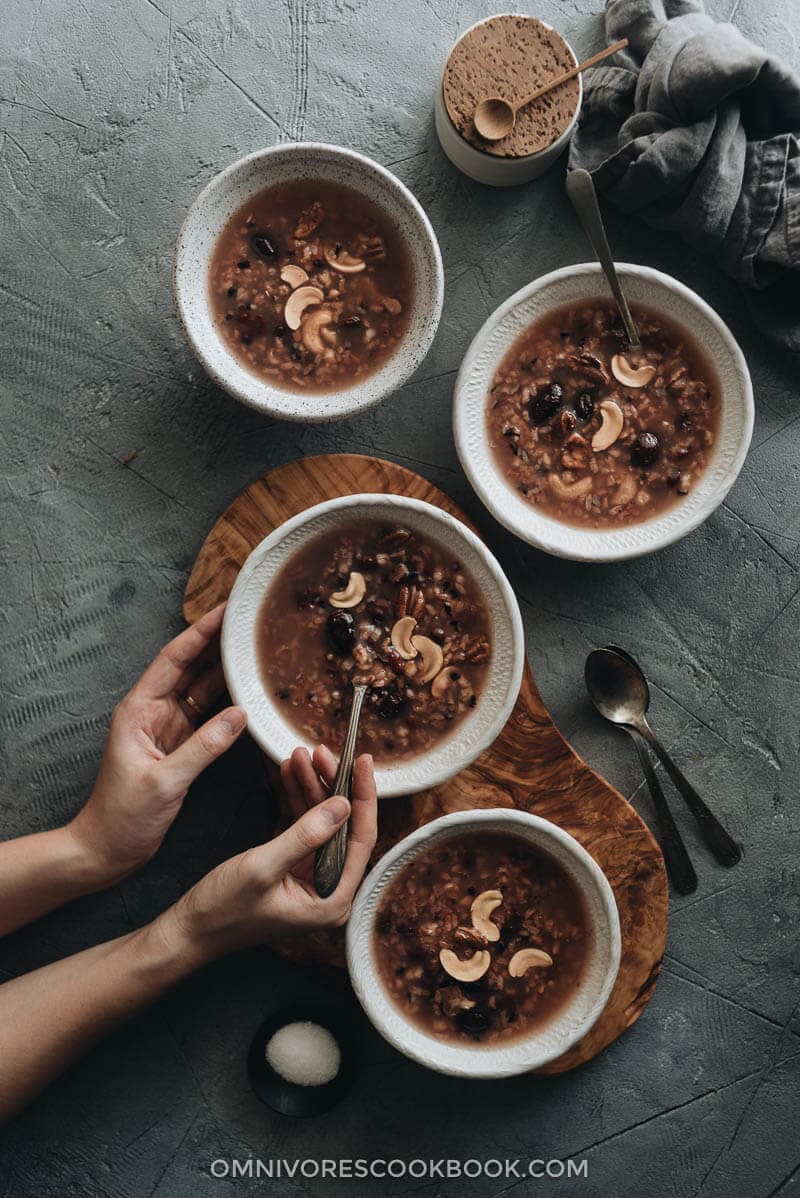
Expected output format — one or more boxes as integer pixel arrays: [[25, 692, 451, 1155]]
[[473, 38, 628, 143]]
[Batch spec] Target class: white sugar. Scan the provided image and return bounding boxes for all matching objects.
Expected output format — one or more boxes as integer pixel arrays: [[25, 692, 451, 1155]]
[[266, 1021, 341, 1087]]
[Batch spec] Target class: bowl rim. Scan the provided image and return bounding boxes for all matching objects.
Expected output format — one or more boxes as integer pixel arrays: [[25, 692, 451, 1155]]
[[172, 141, 445, 423], [220, 492, 525, 798], [346, 808, 622, 1077], [437, 13, 583, 166], [453, 262, 755, 562]]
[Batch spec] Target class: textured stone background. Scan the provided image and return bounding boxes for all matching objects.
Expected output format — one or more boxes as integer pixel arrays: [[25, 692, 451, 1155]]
[[1, 0, 799, 1195]]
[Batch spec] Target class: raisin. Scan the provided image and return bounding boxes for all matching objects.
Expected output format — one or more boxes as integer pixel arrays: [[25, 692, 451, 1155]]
[[375, 687, 407, 720], [677, 410, 693, 432], [631, 431, 661, 468], [666, 468, 681, 487], [457, 1007, 490, 1035], [273, 323, 287, 338], [237, 259, 250, 270], [575, 392, 594, 420], [251, 232, 276, 258], [227, 286, 237, 297], [529, 382, 563, 424], [342, 314, 362, 328], [325, 611, 355, 655]]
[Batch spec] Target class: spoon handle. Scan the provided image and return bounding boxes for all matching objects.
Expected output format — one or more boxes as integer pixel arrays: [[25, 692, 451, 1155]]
[[638, 721, 742, 868], [313, 683, 369, 898], [518, 39, 629, 108], [565, 169, 641, 347], [627, 728, 697, 894]]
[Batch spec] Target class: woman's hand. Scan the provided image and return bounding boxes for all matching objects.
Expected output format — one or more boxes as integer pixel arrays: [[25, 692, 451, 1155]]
[[69, 604, 247, 888], [163, 746, 378, 962]]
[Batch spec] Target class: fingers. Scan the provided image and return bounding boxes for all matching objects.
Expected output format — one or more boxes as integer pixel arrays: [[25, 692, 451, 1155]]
[[162, 705, 247, 792], [312, 745, 338, 789], [135, 603, 227, 700], [180, 661, 226, 718], [265, 795, 350, 874], [335, 754, 378, 898], [280, 745, 338, 822]]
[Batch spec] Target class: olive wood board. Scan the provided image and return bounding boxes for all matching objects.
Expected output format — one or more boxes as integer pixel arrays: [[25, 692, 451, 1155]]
[[183, 453, 668, 1075]]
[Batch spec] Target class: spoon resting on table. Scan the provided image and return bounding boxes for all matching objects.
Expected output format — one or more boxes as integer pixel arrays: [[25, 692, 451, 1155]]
[[474, 39, 628, 143], [585, 647, 741, 868]]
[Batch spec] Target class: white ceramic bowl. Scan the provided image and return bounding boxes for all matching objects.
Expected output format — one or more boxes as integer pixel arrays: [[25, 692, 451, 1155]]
[[221, 494, 524, 797], [454, 263, 754, 561], [347, 809, 621, 1077], [434, 16, 581, 187], [173, 143, 444, 422]]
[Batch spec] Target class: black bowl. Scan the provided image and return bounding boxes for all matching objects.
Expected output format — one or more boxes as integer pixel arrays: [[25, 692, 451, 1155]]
[[246, 1003, 358, 1117]]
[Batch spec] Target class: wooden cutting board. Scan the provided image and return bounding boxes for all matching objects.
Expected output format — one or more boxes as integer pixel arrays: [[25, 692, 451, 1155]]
[[184, 453, 668, 1074]]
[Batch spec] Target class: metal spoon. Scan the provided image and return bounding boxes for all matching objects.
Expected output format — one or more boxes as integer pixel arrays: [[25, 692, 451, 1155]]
[[313, 683, 369, 898], [473, 39, 628, 143], [585, 649, 697, 893], [565, 168, 641, 348], [586, 647, 742, 867]]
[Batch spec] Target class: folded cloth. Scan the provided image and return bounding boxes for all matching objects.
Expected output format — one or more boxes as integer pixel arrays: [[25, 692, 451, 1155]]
[[568, 0, 800, 355]]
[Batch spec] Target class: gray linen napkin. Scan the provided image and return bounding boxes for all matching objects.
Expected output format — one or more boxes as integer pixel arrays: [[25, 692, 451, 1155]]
[[568, 0, 800, 356]]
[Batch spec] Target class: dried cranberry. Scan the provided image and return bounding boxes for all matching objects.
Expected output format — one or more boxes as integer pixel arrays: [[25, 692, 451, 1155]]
[[529, 383, 563, 424], [575, 392, 594, 420], [631, 431, 661, 468], [375, 688, 406, 720], [251, 232, 276, 258], [325, 611, 355, 655]]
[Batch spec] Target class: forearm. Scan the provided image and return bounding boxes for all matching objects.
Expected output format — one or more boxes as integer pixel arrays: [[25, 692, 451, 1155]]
[[0, 826, 107, 937], [0, 909, 206, 1122]]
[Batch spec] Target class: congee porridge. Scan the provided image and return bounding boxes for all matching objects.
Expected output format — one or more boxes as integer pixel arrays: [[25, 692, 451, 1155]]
[[487, 299, 721, 528], [374, 831, 590, 1044], [209, 179, 412, 393], [258, 521, 492, 762]]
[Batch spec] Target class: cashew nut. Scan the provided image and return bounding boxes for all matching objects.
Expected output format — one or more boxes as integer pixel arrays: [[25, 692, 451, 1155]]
[[390, 616, 418, 660], [324, 245, 366, 274], [329, 571, 366, 609], [612, 474, 638, 507], [548, 473, 593, 498], [301, 306, 336, 355], [508, 948, 553, 977], [592, 400, 625, 452], [611, 354, 656, 388], [430, 666, 460, 699], [284, 285, 324, 331], [280, 264, 309, 289], [439, 948, 491, 983], [470, 890, 502, 943], [410, 635, 443, 684]]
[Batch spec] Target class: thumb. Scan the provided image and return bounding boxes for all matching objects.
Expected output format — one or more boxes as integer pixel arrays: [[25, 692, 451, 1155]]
[[268, 795, 350, 873], [165, 706, 247, 791]]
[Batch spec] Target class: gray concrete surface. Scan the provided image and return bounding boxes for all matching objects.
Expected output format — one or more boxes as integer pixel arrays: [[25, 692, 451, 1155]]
[[1, 0, 799, 1195]]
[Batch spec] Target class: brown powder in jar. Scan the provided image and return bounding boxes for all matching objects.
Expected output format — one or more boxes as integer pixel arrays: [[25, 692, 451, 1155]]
[[442, 15, 580, 159]]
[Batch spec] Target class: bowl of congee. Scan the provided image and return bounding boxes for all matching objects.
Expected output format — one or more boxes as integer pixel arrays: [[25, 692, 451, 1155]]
[[174, 144, 444, 421], [454, 264, 754, 561], [220, 495, 525, 796], [346, 809, 621, 1077]]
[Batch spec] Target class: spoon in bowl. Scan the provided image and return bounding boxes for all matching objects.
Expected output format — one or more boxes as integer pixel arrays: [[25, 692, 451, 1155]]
[[566, 167, 641, 349], [314, 682, 369, 898], [585, 647, 742, 868], [474, 39, 628, 143]]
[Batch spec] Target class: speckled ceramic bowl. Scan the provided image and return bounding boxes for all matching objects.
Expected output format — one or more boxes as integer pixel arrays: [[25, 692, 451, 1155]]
[[454, 264, 754, 562], [346, 809, 621, 1077], [173, 144, 444, 422], [220, 493, 524, 798]]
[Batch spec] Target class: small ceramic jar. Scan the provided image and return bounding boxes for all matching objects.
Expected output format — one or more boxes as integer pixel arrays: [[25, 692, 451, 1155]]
[[434, 14, 582, 188]]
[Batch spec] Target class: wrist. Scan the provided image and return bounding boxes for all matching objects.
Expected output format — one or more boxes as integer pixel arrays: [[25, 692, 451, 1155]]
[[52, 823, 114, 896]]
